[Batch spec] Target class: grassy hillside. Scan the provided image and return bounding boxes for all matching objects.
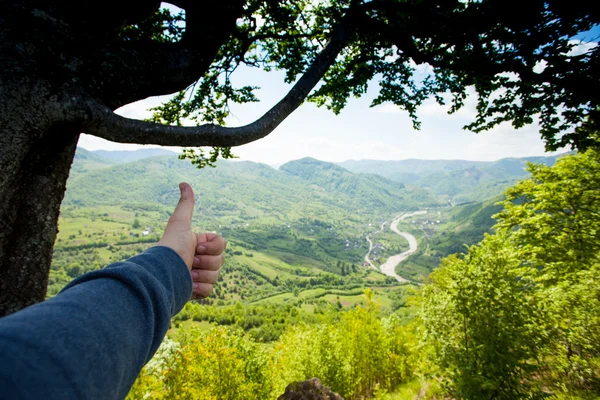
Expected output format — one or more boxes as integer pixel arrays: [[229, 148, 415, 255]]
[[280, 157, 442, 211], [56, 150, 548, 295], [339, 153, 566, 203], [64, 155, 444, 227]]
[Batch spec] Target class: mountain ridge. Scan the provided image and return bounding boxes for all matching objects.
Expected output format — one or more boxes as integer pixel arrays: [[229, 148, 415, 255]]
[[72, 147, 565, 204], [65, 154, 442, 224], [338, 153, 567, 203], [86, 147, 178, 163]]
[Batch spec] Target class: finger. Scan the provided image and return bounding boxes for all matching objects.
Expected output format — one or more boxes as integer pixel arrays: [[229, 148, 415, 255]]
[[168, 183, 195, 227], [195, 234, 227, 255], [191, 269, 220, 284], [192, 254, 224, 271], [191, 292, 208, 300], [196, 232, 223, 243], [191, 282, 213, 298]]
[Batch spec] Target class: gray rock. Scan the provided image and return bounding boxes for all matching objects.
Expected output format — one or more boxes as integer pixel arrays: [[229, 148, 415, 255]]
[[278, 378, 343, 400]]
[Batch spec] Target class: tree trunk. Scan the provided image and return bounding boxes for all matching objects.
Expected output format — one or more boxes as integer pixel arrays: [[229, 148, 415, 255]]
[[0, 81, 79, 316]]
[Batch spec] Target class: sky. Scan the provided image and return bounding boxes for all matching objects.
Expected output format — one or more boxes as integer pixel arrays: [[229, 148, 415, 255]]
[[78, 18, 600, 165]]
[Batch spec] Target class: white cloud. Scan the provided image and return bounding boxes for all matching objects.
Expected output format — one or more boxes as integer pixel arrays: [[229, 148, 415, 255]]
[[78, 134, 177, 152], [462, 122, 569, 161], [418, 99, 477, 120], [530, 41, 596, 74], [567, 40, 598, 56], [114, 96, 170, 120], [233, 133, 413, 164], [160, 2, 184, 15], [373, 104, 402, 114]]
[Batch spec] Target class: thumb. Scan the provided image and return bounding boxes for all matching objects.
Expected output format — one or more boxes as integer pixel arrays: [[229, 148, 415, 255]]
[[168, 182, 195, 227]]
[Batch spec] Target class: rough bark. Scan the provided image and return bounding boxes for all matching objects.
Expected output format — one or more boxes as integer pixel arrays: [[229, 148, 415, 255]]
[[0, 77, 79, 315]]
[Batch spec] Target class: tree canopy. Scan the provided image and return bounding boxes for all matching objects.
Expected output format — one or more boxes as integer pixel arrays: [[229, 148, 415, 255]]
[[4, 1, 598, 150], [141, 1, 600, 153]]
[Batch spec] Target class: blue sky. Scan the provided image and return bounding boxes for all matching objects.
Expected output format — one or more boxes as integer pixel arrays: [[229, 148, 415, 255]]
[[79, 14, 599, 165]]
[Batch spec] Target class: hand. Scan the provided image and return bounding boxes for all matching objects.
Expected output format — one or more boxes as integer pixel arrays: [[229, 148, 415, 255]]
[[157, 182, 226, 299], [191, 232, 227, 300]]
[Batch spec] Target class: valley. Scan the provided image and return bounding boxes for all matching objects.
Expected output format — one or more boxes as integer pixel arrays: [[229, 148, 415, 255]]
[[50, 148, 561, 328]]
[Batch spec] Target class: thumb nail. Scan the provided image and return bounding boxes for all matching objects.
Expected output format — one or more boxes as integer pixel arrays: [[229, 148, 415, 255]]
[[179, 183, 186, 195]]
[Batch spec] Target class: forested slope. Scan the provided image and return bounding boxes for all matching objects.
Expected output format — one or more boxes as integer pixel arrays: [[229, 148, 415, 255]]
[[339, 154, 565, 203]]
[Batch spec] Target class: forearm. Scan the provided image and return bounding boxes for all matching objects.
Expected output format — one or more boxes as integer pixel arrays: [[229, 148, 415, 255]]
[[0, 246, 192, 400]]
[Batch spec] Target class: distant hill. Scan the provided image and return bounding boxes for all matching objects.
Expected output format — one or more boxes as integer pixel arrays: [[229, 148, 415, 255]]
[[91, 148, 178, 163], [72, 148, 116, 173], [280, 158, 441, 211], [71, 147, 567, 205], [65, 155, 443, 224], [338, 154, 568, 203], [338, 159, 486, 181]]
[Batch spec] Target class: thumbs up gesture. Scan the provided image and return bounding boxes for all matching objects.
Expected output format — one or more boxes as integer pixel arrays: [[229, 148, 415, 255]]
[[157, 183, 226, 299]]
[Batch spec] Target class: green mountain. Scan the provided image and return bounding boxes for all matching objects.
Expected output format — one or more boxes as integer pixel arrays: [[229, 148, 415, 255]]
[[338, 154, 567, 203], [56, 149, 549, 298], [65, 154, 443, 220], [71, 147, 116, 173], [59, 151, 444, 281], [280, 158, 442, 212], [91, 148, 178, 163]]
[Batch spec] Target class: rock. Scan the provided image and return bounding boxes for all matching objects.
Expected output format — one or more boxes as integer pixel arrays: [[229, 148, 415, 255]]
[[278, 378, 344, 400]]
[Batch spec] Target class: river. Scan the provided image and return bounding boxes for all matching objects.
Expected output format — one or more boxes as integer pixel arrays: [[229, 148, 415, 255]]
[[366, 210, 427, 282]]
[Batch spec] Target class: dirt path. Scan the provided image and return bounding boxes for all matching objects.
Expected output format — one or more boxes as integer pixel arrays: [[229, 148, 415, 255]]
[[364, 221, 386, 269]]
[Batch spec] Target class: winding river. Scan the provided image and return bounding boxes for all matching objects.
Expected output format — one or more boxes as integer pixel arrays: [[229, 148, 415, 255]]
[[366, 211, 427, 282]]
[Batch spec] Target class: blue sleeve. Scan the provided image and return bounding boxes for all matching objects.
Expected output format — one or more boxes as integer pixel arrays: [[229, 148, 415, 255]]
[[0, 246, 192, 400]]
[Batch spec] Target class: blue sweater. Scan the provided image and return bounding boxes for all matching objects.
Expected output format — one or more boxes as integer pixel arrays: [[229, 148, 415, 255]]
[[0, 246, 192, 400]]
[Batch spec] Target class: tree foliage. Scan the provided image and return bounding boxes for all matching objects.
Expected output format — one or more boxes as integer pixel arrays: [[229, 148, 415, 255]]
[[129, 291, 421, 399], [422, 234, 545, 398], [496, 149, 600, 394], [422, 148, 600, 398]]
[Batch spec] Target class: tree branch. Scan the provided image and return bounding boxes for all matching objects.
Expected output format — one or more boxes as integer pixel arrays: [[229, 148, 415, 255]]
[[91, 42, 213, 109], [81, 24, 350, 147], [92, 1, 245, 109]]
